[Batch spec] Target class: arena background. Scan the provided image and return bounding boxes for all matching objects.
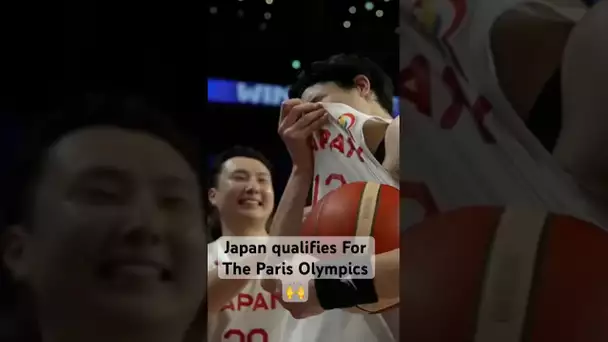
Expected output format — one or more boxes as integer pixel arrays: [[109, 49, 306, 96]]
[[0, 0, 203, 189], [0, 0, 399, 209], [206, 0, 399, 202]]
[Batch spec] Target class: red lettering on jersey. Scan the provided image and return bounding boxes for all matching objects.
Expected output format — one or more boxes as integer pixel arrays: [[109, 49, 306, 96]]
[[221, 293, 279, 312], [400, 55, 432, 117], [224, 329, 269, 342], [312, 173, 347, 205], [400, 181, 439, 218], [224, 329, 246, 341], [439, 67, 496, 143], [251, 293, 269, 311], [319, 129, 331, 149], [312, 131, 364, 162], [325, 173, 347, 187], [237, 293, 252, 310], [471, 95, 495, 143], [346, 137, 364, 162], [247, 329, 269, 342], [440, 66, 467, 129], [329, 134, 345, 153], [220, 301, 235, 311], [251, 292, 280, 311]]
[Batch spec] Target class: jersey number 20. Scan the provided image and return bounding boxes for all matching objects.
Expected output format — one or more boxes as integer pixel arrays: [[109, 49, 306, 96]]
[[224, 328, 268, 342]]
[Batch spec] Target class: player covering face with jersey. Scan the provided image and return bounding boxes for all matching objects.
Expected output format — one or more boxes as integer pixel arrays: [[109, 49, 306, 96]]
[[262, 54, 400, 342]]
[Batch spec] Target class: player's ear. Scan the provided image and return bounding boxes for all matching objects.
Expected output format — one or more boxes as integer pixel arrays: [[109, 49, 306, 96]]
[[353, 75, 372, 98], [208, 188, 218, 207], [3, 224, 31, 281]]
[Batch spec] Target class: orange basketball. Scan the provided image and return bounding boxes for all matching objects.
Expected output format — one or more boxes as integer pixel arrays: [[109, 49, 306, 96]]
[[401, 206, 608, 342], [302, 182, 399, 313]]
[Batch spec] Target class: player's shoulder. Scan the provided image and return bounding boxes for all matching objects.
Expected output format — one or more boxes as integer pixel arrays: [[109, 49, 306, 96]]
[[207, 239, 224, 267], [207, 238, 221, 252]]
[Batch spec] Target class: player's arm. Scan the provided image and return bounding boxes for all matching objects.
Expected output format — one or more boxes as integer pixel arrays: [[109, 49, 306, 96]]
[[312, 248, 399, 311], [382, 116, 399, 182], [207, 266, 251, 312], [491, 6, 575, 119], [268, 167, 312, 236], [269, 99, 326, 236], [207, 245, 268, 312], [371, 249, 400, 299]]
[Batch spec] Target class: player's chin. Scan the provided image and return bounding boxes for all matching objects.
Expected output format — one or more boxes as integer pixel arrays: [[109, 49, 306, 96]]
[[235, 206, 270, 218], [90, 290, 188, 324]]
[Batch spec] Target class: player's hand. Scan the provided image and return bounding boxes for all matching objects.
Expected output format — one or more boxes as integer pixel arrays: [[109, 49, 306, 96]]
[[261, 278, 325, 319], [278, 99, 329, 174]]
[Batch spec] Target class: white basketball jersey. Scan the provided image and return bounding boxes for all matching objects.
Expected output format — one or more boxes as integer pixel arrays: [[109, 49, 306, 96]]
[[207, 240, 299, 342], [398, 0, 605, 228], [302, 102, 398, 342], [312, 102, 399, 203]]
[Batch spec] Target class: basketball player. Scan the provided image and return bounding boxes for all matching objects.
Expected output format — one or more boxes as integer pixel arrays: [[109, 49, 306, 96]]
[[0, 94, 206, 342], [486, 0, 608, 224], [206, 146, 300, 341], [262, 54, 400, 341], [403, 0, 585, 121], [396, 3, 608, 338], [396, 0, 608, 231]]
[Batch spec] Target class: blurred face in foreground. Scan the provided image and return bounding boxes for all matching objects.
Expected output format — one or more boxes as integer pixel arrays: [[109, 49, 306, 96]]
[[4, 126, 207, 341]]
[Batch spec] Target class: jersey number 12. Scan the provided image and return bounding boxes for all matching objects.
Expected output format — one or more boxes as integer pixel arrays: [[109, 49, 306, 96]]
[[312, 173, 347, 204]]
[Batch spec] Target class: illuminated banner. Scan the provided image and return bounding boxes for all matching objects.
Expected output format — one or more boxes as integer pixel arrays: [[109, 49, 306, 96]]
[[208, 78, 400, 117]]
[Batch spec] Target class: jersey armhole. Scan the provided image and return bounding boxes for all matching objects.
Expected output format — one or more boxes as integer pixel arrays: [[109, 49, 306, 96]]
[[526, 67, 562, 152], [373, 137, 386, 164]]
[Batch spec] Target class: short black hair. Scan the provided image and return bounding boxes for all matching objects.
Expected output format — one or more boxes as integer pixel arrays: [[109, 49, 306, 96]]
[[0, 92, 205, 340], [208, 145, 273, 188], [289, 54, 394, 114], [206, 146, 273, 241]]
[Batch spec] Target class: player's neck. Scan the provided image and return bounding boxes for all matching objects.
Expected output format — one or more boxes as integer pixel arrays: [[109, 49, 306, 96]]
[[369, 105, 393, 120], [221, 220, 268, 237]]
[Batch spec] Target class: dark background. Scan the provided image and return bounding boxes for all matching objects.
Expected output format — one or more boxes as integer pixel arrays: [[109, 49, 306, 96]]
[[0, 2, 202, 186], [207, 0, 399, 197], [0, 0, 399, 201]]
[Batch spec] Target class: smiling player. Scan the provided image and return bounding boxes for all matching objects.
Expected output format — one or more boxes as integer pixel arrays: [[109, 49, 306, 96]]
[[206, 146, 301, 342]]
